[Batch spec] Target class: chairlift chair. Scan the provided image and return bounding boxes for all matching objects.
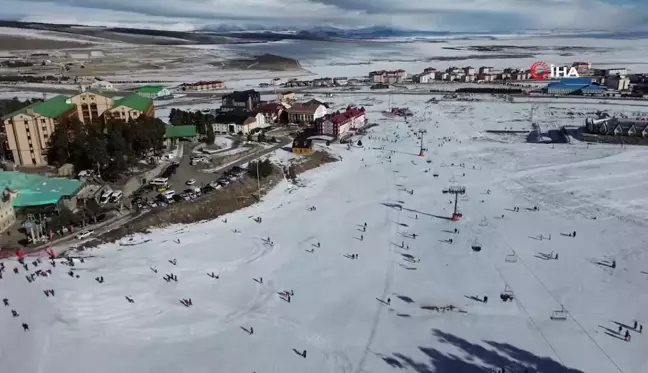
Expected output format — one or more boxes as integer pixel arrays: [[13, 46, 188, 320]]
[[505, 251, 517, 263], [550, 306, 568, 321]]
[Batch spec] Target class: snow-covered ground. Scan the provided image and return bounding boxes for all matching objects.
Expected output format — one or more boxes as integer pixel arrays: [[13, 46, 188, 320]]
[[2, 94, 648, 373], [214, 36, 648, 78], [0, 90, 56, 100], [213, 136, 234, 150]]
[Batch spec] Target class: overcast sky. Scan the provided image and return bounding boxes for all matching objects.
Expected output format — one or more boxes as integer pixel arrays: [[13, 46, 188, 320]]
[[1, 0, 646, 32]]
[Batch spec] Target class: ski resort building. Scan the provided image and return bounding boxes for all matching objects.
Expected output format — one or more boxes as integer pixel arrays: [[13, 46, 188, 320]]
[[2, 90, 155, 166], [276, 91, 296, 103], [286, 103, 327, 124], [2, 95, 76, 166], [256, 103, 286, 123], [164, 125, 198, 149], [212, 111, 268, 135], [292, 138, 313, 154], [221, 90, 261, 112], [177, 81, 225, 91], [107, 94, 156, 122], [369, 70, 407, 84], [316, 106, 366, 139], [134, 86, 173, 99], [544, 78, 604, 95], [68, 91, 155, 124], [0, 171, 82, 214]]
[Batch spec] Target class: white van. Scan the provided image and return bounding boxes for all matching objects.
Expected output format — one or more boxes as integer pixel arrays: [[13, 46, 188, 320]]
[[150, 177, 169, 186], [99, 188, 113, 204], [109, 190, 123, 203], [162, 189, 176, 197]]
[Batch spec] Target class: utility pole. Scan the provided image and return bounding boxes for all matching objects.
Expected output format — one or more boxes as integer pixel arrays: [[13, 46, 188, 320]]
[[256, 159, 261, 200], [419, 130, 425, 157]]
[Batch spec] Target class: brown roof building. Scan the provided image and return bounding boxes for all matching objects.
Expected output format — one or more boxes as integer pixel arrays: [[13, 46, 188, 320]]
[[286, 103, 327, 124]]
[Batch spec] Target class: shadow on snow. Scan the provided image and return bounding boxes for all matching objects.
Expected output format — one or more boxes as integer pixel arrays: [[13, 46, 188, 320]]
[[383, 329, 585, 373]]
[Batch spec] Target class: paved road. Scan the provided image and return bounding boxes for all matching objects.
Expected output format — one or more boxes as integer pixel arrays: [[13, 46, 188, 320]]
[[4, 83, 644, 103], [298, 89, 648, 102], [0, 84, 309, 98]]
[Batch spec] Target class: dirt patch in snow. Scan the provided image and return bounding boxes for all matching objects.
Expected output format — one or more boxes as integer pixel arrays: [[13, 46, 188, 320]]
[[0, 35, 95, 50], [288, 150, 340, 175]]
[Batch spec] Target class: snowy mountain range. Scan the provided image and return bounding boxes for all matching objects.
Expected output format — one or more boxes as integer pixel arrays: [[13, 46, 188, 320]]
[[200, 25, 499, 39], [199, 25, 648, 40]]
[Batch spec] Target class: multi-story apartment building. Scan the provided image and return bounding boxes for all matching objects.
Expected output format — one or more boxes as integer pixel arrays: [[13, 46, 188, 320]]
[[2, 95, 76, 166], [369, 70, 407, 84], [221, 90, 261, 112], [68, 90, 116, 124], [2, 91, 155, 166]]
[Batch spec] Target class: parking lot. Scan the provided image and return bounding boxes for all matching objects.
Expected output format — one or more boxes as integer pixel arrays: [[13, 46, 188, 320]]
[[130, 137, 290, 208]]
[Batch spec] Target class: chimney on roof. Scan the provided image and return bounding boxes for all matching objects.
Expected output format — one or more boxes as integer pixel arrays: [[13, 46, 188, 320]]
[[26, 107, 35, 115]]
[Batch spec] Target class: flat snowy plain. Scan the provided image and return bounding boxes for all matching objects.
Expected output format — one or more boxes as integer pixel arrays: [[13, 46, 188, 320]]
[[2, 94, 648, 373]]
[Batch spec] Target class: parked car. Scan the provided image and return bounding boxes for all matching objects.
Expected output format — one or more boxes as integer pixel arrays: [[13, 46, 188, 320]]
[[186, 179, 196, 185], [76, 230, 94, 240], [202, 184, 216, 193], [109, 190, 123, 203], [99, 189, 113, 204]]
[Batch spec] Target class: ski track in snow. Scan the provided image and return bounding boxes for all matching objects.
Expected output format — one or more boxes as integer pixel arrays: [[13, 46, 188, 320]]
[[2, 96, 648, 373]]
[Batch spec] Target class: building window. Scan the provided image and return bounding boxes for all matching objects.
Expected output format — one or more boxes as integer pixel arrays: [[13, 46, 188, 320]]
[[31, 158, 36, 165], [43, 133, 48, 139], [41, 118, 46, 124]]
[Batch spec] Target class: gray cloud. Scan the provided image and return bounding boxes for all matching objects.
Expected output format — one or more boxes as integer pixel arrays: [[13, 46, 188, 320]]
[[2, 0, 647, 31]]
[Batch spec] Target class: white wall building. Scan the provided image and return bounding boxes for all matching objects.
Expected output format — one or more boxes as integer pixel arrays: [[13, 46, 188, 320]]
[[90, 80, 115, 91], [286, 103, 327, 123], [212, 112, 267, 135], [414, 72, 435, 83]]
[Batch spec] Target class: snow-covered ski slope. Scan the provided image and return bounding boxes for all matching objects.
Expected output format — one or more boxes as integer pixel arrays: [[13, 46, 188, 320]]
[[2, 95, 648, 373]]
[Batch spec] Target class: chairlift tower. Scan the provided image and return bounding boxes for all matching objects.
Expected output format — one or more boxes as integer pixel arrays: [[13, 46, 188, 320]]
[[418, 130, 425, 157], [448, 186, 466, 221]]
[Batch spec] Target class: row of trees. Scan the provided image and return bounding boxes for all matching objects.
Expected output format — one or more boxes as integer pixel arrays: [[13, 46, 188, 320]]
[[168, 108, 212, 135], [0, 97, 43, 118], [168, 108, 216, 144], [46, 116, 166, 181], [247, 159, 274, 179]]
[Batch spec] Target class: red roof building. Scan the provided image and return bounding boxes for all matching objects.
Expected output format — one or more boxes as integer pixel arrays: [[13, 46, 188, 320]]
[[178, 80, 225, 91], [256, 102, 285, 123], [316, 106, 366, 138]]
